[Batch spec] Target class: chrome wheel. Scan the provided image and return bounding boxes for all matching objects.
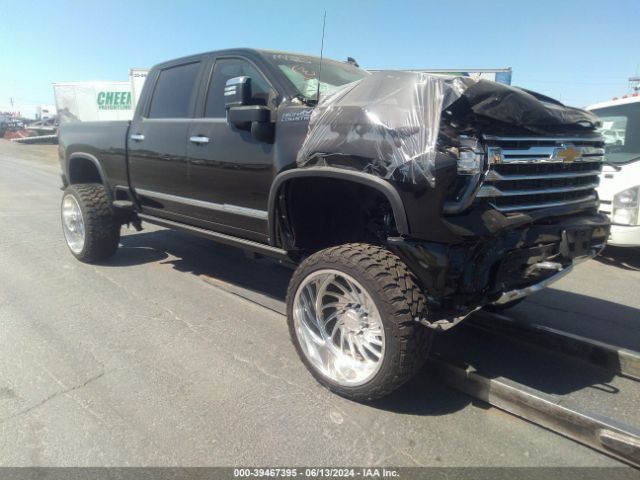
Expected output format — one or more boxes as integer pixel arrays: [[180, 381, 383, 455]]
[[62, 194, 85, 254], [292, 269, 385, 387]]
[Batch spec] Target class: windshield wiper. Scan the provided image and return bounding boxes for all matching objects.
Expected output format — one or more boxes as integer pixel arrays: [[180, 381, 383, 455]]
[[293, 94, 317, 106]]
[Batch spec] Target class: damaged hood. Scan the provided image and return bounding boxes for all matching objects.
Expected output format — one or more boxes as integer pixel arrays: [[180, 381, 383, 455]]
[[296, 71, 599, 187], [450, 79, 599, 133]]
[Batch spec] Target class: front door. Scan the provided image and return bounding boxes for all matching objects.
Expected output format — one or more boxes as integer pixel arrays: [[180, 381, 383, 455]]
[[186, 57, 276, 241], [129, 60, 203, 221]]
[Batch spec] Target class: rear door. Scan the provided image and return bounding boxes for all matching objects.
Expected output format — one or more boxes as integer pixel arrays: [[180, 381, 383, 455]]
[[186, 56, 277, 241], [128, 59, 204, 220]]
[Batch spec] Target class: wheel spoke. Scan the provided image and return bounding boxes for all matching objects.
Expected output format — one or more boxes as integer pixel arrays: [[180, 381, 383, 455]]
[[292, 269, 386, 387], [353, 335, 372, 362], [329, 319, 342, 339], [361, 341, 382, 360], [62, 194, 86, 254]]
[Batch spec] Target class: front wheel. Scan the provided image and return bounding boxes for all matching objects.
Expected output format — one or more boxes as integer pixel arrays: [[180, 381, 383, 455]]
[[61, 183, 120, 263], [286, 243, 432, 401]]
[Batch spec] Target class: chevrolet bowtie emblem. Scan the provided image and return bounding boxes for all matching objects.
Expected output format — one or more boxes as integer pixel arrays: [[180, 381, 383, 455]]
[[553, 144, 581, 163]]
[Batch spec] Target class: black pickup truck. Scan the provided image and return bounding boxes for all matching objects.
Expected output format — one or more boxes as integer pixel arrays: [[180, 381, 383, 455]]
[[59, 48, 610, 400]]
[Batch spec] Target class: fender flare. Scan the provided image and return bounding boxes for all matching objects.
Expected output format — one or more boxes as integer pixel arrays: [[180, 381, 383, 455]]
[[66, 152, 112, 196], [267, 167, 409, 246]]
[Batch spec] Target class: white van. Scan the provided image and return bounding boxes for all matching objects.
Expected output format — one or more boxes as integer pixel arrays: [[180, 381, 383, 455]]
[[587, 96, 640, 247]]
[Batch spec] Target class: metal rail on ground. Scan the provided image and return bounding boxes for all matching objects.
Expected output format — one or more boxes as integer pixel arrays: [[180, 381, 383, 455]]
[[199, 272, 640, 468]]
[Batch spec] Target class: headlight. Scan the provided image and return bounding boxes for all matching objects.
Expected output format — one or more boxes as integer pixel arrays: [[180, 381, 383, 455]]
[[612, 186, 640, 225], [448, 136, 485, 175]]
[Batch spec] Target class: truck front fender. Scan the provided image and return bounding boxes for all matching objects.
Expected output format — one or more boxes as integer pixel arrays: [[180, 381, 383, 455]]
[[268, 167, 409, 247]]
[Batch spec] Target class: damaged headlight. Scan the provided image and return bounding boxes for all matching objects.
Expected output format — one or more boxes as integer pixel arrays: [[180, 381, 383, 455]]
[[612, 186, 640, 226], [446, 136, 485, 175], [442, 135, 486, 213]]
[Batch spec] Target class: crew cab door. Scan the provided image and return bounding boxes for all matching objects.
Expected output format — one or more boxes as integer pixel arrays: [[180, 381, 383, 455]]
[[186, 56, 277, 241], [128, 60, 204, 219]]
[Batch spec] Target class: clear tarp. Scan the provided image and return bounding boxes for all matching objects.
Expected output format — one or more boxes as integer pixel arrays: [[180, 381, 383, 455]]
[[296, 71, 466, 187]]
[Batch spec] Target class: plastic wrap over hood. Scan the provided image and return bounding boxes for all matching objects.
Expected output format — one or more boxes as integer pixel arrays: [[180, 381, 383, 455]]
[[296, 71, 467, 187], [296, 71, 600, 187]]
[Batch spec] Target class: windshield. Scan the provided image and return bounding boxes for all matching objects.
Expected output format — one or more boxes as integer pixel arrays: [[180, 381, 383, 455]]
[[591, 102, 640, 165], [268, 52, 369, 101]]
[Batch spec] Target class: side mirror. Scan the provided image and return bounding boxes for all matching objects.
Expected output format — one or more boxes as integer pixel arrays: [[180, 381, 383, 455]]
[[225, 76, 251, 108], [225, 76, 275, 144]]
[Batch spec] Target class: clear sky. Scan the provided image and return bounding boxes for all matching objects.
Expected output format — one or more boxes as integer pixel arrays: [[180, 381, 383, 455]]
[[1, 0, 638, 116]]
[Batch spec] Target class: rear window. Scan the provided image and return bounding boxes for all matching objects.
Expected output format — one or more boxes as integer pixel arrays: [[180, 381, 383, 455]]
[[148, 62, 201, 118]]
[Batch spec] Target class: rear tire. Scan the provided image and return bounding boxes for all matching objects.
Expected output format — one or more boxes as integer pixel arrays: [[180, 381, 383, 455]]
[[61, 183, 120, 263], [286, 243, 432, 401]]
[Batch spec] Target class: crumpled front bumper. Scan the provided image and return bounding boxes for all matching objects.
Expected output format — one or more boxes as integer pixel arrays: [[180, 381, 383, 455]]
[[387, 210, 610, 328], [490, 241, 605, 305]]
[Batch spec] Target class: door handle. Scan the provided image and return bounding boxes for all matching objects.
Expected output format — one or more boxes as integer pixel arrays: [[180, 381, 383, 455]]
[[130, 133, 145, 141], [189, 136, 210, 145]]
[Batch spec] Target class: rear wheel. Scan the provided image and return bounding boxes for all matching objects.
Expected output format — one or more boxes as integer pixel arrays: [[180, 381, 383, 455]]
[[61, 183, 120, 263], [286, 243, 432, 401]]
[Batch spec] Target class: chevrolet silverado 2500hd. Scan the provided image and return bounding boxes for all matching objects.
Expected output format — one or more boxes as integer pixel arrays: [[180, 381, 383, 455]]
[[59, 49, 610, 401]]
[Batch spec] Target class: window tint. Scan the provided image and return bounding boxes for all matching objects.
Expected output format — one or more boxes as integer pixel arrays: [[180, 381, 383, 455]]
[[205, 58, 273, 118], [148, 62, 201, 118]]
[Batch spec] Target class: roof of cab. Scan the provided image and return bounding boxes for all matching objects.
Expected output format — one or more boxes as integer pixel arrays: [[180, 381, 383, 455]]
[[152, 48, 322, 70]]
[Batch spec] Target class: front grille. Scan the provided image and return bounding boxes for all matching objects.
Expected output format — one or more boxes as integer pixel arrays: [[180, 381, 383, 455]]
[[477, 135, 604, 213]]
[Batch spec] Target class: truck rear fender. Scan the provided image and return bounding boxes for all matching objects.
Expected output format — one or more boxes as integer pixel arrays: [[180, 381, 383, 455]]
[[66, 153, 112, 199], [268, 167, 409, 250]]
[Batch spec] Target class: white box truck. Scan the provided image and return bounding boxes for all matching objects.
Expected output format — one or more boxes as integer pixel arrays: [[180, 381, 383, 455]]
[[54, 66, 150, 124], [588, 95, 640, 247], [368, 68, 512, 85], [129, 68, 149, 109], [53, 81, 135, 123]]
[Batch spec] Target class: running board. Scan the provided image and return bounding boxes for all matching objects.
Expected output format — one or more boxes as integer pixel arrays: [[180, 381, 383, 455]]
[[137, 213, 291, 262]]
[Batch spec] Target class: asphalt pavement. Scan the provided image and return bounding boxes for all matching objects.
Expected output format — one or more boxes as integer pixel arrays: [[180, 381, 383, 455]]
[[0, 140, 637, 467]]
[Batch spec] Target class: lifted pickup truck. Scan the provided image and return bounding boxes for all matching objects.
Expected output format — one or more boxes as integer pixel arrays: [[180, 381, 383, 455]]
[[59, 49, 610, 401]]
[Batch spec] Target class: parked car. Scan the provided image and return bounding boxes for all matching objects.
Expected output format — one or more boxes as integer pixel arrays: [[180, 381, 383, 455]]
[[588, 96, 640, 247], [58, 49, 610, 400], [0, 114, 24, 136]]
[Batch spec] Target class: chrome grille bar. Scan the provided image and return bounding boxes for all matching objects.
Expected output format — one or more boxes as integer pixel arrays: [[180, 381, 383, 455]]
[[485, 169, 602, 182], [479, 135, 604, 213], [482, 135, 603, 142], [493, 194, 598, 213], [478, 182, 600, 198]]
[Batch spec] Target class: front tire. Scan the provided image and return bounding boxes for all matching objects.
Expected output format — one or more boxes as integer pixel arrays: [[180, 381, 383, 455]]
[[286, 243, 432, 401], [61, 183, 120, 263]]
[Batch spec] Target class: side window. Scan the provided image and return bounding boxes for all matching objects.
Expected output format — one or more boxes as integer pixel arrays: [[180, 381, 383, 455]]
[[205, 58, 273, 118], [148, 62, 201, 118]]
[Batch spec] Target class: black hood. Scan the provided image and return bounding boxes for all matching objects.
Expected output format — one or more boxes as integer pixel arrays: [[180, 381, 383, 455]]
[[446, 78, 600, 135]]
